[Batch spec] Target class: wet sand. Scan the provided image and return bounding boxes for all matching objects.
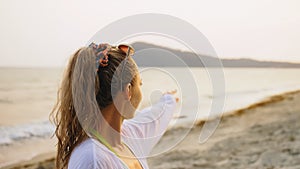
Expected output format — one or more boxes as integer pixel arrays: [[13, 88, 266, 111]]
[[0, 138, 56, 169], [2, 90, 300, 169], [149, 90, 300, 169]]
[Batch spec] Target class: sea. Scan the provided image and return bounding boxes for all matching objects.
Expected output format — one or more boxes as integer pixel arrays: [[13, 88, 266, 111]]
[[0, 67, 300, 146]]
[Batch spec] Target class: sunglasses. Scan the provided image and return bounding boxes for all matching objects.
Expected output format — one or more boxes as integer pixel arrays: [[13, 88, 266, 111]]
[[117, 44, 135, 57]]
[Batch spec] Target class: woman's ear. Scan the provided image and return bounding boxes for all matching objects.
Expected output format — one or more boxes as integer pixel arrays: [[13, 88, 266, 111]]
[[124, 83, 132, 100]]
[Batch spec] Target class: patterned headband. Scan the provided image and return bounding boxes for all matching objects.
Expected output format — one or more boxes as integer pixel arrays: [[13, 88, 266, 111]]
[[89, 42, 112, 70]]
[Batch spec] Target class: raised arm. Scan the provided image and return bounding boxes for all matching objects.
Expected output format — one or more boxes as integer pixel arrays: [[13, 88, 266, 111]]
[[122, 93, 177, 157]]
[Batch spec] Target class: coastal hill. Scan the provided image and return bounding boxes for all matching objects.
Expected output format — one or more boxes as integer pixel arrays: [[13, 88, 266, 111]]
[[132, 42, 300, 68]]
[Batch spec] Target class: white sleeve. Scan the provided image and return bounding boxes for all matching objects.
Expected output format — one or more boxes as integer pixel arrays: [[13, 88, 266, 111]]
[[122, 93, 177, 156]]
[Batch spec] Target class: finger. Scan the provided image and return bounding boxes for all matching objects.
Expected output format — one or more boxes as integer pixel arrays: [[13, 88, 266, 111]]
[[166, 89, 177, 94]]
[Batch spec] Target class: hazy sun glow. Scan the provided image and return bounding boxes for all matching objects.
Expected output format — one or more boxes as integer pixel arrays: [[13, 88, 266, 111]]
[[0, 0, 300, 67]]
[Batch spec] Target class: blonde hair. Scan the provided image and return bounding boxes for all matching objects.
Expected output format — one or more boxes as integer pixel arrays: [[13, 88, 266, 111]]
[[50, 46, 138, 169]]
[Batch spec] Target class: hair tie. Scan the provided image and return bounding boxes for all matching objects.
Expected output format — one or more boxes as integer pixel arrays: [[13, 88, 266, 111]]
[[89, 42, 112, 70]]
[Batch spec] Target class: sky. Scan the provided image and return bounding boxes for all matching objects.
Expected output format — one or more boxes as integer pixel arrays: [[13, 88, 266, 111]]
[[0, 0, 300, 67]]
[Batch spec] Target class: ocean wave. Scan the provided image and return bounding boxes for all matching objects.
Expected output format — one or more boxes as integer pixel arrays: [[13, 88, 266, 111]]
[[0, 121, 55, 146]]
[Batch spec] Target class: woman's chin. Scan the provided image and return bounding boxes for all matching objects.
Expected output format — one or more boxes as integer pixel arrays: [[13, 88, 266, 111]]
[[122, 112, 135, 120]]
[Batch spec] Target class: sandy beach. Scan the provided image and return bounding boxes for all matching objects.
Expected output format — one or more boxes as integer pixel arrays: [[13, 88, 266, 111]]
[[149, 90, 300, 169], [2, 90, 300, 169]]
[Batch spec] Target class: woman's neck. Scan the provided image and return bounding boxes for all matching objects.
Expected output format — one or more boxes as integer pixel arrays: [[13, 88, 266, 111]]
[[98, 104, 124, 147]]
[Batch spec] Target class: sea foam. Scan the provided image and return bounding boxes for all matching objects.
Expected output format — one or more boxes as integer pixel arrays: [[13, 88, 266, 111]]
[[0, 121, 54, 146]]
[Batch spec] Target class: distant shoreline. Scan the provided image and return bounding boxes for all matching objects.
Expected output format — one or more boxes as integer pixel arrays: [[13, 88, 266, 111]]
[[2, 41, 300, 69], [204, 89, 300, 123], [131, 42, 300, 68]]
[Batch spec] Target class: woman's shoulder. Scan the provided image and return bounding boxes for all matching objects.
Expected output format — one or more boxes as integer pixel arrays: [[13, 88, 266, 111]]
[[68, 138, 119, 169], [71, 138, 102, 156]]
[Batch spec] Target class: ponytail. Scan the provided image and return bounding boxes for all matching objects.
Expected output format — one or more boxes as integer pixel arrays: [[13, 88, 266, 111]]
[[51, 47, 100, 169], [71, 47, 101, 134]]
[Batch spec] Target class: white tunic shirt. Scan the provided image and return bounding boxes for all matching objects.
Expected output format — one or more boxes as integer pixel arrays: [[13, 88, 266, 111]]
[[68, 94, 177, 169]]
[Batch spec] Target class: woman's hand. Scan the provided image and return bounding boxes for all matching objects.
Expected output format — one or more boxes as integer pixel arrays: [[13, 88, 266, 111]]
[[163, 89, 179, 103]]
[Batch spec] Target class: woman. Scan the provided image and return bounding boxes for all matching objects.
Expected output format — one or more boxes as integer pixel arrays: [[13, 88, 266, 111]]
[[51, 42, 179, 169]]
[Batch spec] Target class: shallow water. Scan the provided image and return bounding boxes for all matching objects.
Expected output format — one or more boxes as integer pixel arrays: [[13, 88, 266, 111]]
[[0, 67, 300, 145]]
